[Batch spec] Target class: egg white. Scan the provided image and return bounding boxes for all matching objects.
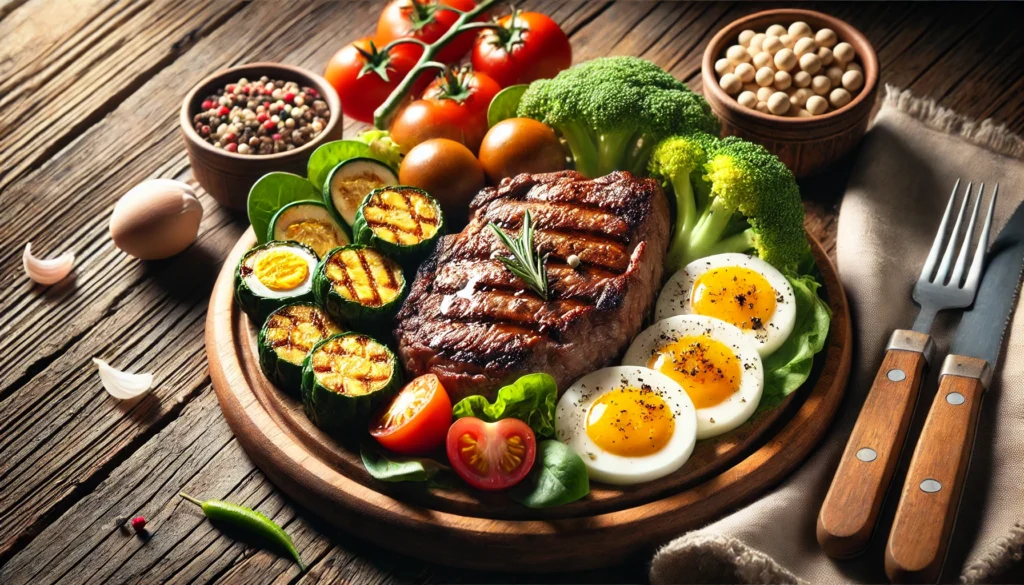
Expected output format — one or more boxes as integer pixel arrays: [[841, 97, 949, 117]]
[[656, 253, 796, 357], [555, 366, 697, 485], [622, 315, 764, 440], [243, 244, 317, 299]]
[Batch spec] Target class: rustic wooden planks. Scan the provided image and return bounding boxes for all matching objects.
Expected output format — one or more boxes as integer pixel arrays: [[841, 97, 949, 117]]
[[0, 0, 1021, 583]]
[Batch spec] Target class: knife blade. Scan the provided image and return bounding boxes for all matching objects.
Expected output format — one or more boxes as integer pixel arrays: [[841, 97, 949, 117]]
[[886, 199, 1024, 584]]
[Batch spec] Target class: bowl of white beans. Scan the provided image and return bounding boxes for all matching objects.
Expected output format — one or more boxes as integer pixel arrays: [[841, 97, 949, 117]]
[[702, 9, 878, 178]]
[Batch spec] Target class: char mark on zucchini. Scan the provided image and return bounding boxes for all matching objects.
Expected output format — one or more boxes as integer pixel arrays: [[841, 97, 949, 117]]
[[395, 170, 669, 402]]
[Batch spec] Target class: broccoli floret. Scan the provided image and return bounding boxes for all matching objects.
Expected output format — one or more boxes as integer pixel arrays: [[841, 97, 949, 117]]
[[517, 57, 719, 178], [649, 134, 809, 274]]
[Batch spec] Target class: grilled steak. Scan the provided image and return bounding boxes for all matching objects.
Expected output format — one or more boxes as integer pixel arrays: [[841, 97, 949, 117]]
[[394, 170, 670, 401]]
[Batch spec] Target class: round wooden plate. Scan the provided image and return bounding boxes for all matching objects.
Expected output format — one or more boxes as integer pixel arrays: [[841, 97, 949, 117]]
[[206, 229, 851, 571]]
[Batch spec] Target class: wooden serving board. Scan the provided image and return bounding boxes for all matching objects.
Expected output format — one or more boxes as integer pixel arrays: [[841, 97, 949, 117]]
[[206, 228, 852, 572]]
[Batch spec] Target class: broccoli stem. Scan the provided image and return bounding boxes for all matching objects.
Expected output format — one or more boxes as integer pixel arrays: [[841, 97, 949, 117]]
[[665, 171, 698, 273], [597, 130, 638, 177], [705, 229, 756, 256], [559, 121, 600, 178], [686, 196, 738, 262]]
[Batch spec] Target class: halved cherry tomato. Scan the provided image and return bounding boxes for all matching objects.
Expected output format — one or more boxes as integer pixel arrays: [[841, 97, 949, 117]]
[[446, 417, 536, 491], [376, 0, 481, 64], [471, 11, 572, 88], [370, 374, 452, 455], [324, 38, 428, 124]]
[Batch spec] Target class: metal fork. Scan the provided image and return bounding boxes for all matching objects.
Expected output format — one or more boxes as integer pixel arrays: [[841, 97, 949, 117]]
[[818, 179, 997, 559]]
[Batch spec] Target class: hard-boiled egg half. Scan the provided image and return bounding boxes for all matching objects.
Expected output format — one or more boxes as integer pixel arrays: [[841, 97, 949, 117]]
[[623, 315, 763, 440], [656, 253, 796, 357], [241, 241, 318, 300], [555, 366, 697, 485]]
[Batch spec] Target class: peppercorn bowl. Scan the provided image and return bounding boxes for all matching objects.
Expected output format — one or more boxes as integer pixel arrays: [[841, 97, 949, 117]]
[[702, 9, 879, 178], [180, 62, 343, 211]]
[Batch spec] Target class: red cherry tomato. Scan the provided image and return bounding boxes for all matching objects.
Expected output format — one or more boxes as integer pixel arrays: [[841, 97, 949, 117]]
[[402, 66, 499, 153], [376, 0, 481, 64], [446, 417, 536, 491], [324, 38, 427, 124], [369, 374, 452, 455], [472, 11, 572, 88]]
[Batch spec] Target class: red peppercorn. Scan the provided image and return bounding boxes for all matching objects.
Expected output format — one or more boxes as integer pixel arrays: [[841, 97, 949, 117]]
[[256, 113, 268, 123], [263, 101, 271, 109], [272, 133, 282, 141], [226, 84, 236, 93], [225, 143, 238, 152], [217, 106, 230, 117], [263, 120, 276, 131], [223, 132, 237, 143], [130, 516, 146, 532], [201, 100, 214, 110], [307, 88, 319, 98], [200, 125, 210, 136], [284, 92, 296, 103]]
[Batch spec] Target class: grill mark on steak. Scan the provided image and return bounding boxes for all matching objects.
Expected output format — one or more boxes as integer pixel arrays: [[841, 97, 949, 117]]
[[397, 171, 669, 401]]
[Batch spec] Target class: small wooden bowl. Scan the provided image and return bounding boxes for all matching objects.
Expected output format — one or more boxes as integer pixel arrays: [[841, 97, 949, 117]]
[[702, 9, 879, 178], [180, 62, 344, 211]]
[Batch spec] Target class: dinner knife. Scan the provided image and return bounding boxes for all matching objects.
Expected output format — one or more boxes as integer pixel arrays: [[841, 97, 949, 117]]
[[886, 201, 1024, 583]]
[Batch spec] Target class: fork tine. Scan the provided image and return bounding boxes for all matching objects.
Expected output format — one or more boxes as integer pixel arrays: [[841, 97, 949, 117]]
[[950, 183, 984, 286], [964, 184, 998, 292], [934, 181, 971, 284], [920, 178, 961, 283]]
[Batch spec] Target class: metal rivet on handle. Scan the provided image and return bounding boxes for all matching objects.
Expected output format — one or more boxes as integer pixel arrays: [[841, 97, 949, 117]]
[[887, 369, 906, 382], [856, 448, 877, 462], [920, 479, 942, 493], [947, 392, 965, 405]]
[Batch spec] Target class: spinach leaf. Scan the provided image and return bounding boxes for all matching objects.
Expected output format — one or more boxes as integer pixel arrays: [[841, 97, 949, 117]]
[[452, 373, 558, 438], [487, 84, 529, 128], [306, 140, 372, 191], [247, 172, 320, 244], [759, 271, 831, 410], [359, 442, 448, 483], [510, 440, 589, 508]]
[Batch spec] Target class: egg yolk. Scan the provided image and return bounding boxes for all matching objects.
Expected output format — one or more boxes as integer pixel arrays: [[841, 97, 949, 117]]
[[691, 267, 776, 331], [585, 386, 674, 457], [284, 220, 343, 258], [650, 335, 741, 409], [253, 249, 309, 291]]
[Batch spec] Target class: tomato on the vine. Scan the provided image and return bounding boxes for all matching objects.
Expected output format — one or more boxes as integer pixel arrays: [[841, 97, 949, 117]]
[[324, 38, 427, 124], [472, 11, 572, 88], [376, 0, 482, 64], [369, 374, 452, 455], [392, 66, 499, 153], [446, 417, 536, 491]]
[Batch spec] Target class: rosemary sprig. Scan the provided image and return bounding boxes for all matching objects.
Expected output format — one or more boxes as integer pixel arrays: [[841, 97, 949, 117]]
[[489, 211, 549, 300]]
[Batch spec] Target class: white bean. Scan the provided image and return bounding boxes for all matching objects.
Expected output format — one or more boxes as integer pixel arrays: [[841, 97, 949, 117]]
[[734, 62, 755, 83], [727, 44, 751, 64], [767, 91, 791, 115], [789, 91, 807, 108], [749, 33, 766, 52], [794, 37, 817, 57], [799, 53, 822, 75], [817, 47, 834, 66], [774, 70, 792, 90], [815, 28, 837, 48], [743, 82, 760, 93], [766, 24, 787, 37], [795, 87, 815, 102], [780, 34, 794, 49], [762, 35, 783, 54], [715, 58, 733, 75], [793, 71, 811, 88], [737, 91, 758, 108], [738, 29, 756, 47], [833, 42, 855, 65], [846, 61, 863, 74], [825, 65, 844, 87], [757, 86, 775, 102], [788, 21, 812, 39], [842, 69, 864, 92], [774, 48, 797, 72], [755, 66, 775, 87], [811, 75, 831, 95], [806, 95, 829, 115], [795, 108, 814, 118], [752, 52, 774, 69], [756, 101, 770, 114], [719, 73, 742, 95], [830, 87, 852, 108]]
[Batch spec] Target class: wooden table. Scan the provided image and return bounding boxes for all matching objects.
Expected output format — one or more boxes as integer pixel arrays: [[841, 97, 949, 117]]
[[2, 2, 1021, 583]]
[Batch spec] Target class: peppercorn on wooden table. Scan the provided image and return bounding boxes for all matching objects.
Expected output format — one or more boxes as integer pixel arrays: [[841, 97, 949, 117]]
[[2, 1, 1023, 584]]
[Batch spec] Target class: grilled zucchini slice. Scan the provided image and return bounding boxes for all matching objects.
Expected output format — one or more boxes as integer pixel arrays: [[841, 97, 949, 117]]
[[312, 245, 406, 332], [323, 158, 398, 228], [352, 186, 444, 270], [258, 303, 342, 395], [235, 241, 318, 323], [269, 200, 350, 257], [301, 332, 401, 434]]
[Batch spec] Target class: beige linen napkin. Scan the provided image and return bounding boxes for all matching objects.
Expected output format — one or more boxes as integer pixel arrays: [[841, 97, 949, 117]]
[[650, 86, 1024, 584]]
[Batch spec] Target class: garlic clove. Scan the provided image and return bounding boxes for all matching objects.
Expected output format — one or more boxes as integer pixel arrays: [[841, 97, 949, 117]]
[[23, 243, 75, 285], [93, 358, 154, 400]]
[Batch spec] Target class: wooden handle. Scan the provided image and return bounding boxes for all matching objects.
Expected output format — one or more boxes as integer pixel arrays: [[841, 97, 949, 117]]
[[885, 363, 986, 584], [817, 340, 929, 558]]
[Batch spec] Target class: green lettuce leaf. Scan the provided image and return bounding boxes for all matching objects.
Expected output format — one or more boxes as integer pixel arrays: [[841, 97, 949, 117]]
[[759, 272, 831, 410], [509, 440, 589, 508], [247, 172, 320, 244], [451, 373, 558, 438], [359, 442, 449, 483]]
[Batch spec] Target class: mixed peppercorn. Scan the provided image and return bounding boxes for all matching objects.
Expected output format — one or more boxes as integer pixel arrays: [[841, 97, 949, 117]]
[[192, 76, 331, 155]]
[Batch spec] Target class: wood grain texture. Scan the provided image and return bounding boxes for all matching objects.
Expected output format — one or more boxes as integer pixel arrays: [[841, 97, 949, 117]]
[[205, 230, 852, 571], [0, 1, 1021, 583], [885, 370, 987, 584], [818, 343, 929, 558]]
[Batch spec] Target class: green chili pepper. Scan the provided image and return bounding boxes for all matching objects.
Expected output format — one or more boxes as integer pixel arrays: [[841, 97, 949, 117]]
[[179, 492, 304, 570]]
